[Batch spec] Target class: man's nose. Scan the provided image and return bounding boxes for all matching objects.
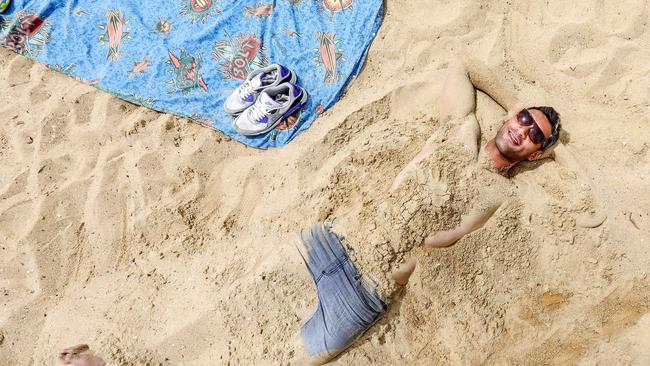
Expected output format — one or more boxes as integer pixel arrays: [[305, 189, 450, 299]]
[[517, 124, 532, 137]]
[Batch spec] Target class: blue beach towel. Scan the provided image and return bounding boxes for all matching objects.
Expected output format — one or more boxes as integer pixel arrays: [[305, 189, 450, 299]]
[[0, 0, 383, 148]]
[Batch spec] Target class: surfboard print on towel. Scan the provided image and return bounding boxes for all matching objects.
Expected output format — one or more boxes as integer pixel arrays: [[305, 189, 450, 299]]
[[97, 10, 131, 61], [166, 49, 209, 94]]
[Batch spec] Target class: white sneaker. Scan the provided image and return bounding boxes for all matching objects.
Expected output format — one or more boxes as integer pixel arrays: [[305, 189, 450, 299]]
[[224, 64, 297, 115], [234, 82, 308, 136]]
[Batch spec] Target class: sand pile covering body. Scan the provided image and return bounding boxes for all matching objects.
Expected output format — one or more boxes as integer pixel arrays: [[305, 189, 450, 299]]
[[0, 0, 383, 148], [333, 138, 512, 301]]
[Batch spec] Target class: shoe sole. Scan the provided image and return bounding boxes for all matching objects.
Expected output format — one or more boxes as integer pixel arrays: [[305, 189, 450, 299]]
[[227, 71, 297, 116], [235, 87, 308, 137]]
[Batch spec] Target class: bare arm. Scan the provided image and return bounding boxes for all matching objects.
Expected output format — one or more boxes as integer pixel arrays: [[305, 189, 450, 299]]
[[424, 203, 501, 248], [461, 53, 523, 116], [437, 57, 478, 123]]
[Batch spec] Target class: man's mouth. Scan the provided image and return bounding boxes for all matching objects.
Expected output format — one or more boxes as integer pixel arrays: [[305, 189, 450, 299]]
[[508, 130, 521, 145]]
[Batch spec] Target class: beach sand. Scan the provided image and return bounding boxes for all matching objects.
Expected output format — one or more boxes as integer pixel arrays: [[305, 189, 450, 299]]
[[1, 1, 650, 364]]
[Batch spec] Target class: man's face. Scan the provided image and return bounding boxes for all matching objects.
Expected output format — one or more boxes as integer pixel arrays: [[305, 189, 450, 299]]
[[494, 108, 553, 162]]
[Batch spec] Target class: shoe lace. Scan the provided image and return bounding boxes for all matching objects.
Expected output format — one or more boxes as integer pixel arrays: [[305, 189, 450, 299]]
[[248, 102, 271, 123], [238, 80, 256, 100]]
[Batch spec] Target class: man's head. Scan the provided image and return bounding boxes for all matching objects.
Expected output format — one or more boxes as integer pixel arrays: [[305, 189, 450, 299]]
[[494, 106, 561, 162]]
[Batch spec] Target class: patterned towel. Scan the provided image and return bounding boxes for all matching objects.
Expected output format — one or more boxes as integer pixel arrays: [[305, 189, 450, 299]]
[[0, 0, 383, 148]]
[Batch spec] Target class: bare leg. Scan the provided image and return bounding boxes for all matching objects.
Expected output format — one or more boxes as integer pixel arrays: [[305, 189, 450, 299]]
[[59, 345, 105, 366]]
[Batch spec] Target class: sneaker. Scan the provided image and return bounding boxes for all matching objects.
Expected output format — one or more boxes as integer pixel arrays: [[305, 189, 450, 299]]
[[224, 64, 297, 115], [234, 83, 308, 136]]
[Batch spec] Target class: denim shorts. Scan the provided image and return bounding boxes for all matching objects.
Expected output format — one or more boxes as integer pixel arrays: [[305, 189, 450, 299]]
[[298, 222, 387, 359]]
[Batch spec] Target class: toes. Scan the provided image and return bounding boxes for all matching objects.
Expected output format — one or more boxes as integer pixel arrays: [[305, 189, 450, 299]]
[[58, 345, 90, 364], [59, 353, 72, 364]]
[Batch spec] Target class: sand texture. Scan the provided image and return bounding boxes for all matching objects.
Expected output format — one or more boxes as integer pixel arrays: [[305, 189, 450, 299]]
[[1, 1, 650, 365]]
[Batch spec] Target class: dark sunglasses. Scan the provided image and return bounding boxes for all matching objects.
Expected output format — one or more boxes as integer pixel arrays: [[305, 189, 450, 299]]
[[517, 109, 547, 146]]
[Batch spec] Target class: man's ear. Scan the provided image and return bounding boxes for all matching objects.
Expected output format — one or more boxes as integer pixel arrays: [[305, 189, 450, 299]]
[[527, 150, 545, 161]]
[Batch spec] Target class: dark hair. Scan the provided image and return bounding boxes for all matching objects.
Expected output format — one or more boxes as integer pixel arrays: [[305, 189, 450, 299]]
[[530, 106, 561, 150]]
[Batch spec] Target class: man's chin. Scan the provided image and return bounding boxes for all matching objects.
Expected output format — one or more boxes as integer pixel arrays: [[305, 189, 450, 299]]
[[496, 143, 523, 162], [495, 138, 514, 157], [503, 147, 524, 160]]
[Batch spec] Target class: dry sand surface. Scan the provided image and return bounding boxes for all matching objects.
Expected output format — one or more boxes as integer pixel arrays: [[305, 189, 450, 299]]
[[1, 1, 650, 365]]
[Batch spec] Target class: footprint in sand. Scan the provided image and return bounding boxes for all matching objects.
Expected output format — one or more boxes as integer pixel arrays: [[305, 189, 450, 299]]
[[548, 23, 605, 65], [596, 0, 647, 39], [3, 52, 33, 86], [71, 92, 98, 126], [221, 166, 263, 237]]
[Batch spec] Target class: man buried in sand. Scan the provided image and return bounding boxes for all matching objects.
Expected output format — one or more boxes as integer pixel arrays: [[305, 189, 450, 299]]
[[293, 54, 561, 365]]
